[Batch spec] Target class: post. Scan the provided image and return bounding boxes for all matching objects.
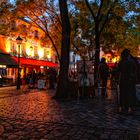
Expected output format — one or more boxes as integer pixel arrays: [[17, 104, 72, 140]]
[[17, 44, 20, 90], [83, 58, 86, 97], [16, 36, 22, 90]]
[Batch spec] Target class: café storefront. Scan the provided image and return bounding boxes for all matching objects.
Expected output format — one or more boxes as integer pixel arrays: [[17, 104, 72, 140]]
[[0, 53, 18, 86], [12, 56, 58, 83], [0, 53, 58, 87]]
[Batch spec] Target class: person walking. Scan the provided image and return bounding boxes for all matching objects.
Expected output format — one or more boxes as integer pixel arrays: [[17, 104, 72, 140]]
[[98, 58, 109, 98], [118, 49, 137, 114]]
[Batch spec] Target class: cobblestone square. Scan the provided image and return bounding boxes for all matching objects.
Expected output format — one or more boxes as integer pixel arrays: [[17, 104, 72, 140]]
[[0, 86, 140, 140]]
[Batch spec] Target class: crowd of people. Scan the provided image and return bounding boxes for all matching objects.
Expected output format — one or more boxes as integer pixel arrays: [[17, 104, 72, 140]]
[[21, 68, 58, 90], [68, 49, 140, 115], [98, 49, 140, 115], [20, 49, 140, 115]]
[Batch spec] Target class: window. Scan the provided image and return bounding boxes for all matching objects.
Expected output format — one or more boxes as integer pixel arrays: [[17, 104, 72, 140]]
[[34, 46, 38, 56], [29, 46, 34, 57], [11, 21, 16, 30], [22, 25, 27, 33], [21, 44, 27, 57], [10, 42, 17, 55], [34, 30, 39, 38]]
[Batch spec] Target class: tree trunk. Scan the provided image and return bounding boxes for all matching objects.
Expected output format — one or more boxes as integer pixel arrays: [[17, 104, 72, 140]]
[[94, 23, 100, 83], [54, 0, 71, 99]]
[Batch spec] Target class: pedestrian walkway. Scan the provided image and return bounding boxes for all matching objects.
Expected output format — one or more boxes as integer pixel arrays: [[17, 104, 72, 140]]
[[0, 85, 38, 98], [0, 86, 140, 139]]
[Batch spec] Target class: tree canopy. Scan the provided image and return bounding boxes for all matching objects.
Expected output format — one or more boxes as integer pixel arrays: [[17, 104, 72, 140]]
[[0, 0, 15, 35], [70, 0, 140, 57]]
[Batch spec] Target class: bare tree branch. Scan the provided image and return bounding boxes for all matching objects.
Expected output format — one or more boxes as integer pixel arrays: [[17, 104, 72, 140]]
[[85, 0, 96, 20], [99, 0, 118, 36]]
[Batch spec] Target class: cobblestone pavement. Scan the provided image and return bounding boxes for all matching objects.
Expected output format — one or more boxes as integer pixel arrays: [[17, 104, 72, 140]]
[[0, 86, 140, 140]]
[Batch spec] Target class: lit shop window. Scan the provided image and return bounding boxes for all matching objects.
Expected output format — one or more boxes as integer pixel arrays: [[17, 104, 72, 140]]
[[34, 30, 39, 38], [29, 46, 34, 57], [38, 48, 44, 59]]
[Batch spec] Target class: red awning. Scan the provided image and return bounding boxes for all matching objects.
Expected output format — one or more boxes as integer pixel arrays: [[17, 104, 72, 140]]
[[107, 63, 115, 67], [12, 56, 58, 67]]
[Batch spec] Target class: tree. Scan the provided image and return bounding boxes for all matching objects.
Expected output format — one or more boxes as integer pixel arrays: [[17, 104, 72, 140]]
[[78, 0, 140, 81], [70, 1, 124, 59], [15, 0, 71, 98], [15, 0, 72, 98], [122, 2, 140, 56], [54, 0, 71, 98], [70, 4, 95, 60], [0, 0, 16, 35], [84, 0, 121, 81]]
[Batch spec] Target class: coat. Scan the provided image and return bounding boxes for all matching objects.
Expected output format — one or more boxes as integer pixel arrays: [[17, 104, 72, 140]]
[[118, 57, 137, 107]]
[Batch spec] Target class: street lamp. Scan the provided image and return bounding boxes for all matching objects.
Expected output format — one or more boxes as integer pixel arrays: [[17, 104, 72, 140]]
[[16, 36, 23, 90]]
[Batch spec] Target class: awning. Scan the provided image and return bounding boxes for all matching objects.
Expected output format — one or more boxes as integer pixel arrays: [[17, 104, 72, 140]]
[[0, 53, 18, 67], [107, 63, 115, 67], [12, 56, 58, 67]]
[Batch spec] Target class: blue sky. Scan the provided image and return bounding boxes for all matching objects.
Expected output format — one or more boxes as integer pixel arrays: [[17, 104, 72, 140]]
[[9, 0, 15, 4]]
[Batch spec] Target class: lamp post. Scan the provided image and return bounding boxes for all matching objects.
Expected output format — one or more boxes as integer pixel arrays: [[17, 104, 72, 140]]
[[16, 36, 23, 90]]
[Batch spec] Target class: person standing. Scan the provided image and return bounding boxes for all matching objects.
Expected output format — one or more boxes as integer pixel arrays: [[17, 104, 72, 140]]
[[48, 68, 57, 89], [118, 49, 137, 114], [110, 62, 119, 89], [98, 58, 109, 98], [0, 74, 3, 86]]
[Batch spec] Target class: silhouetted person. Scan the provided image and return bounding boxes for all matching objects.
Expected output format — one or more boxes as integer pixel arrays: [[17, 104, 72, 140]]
[[118, 49, 137, 114], [98, 58, 109, 98], [0, 74, 3, 86], [111, 62, 119, 89], [48, 68, 57, 89]]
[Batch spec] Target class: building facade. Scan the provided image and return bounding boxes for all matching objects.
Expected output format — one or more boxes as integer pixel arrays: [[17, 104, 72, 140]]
[[0, 18, 58, 86]]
